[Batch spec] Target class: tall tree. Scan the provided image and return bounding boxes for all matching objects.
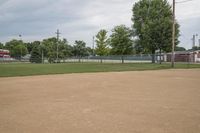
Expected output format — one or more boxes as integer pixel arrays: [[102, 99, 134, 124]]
[[72, 40, 87, 62], [95, 29, 109, 56], [41, 37, 73, 63], [110, 25, 133, 63], [25, 41, 41, 54], [132, 0, 180, 63], [41, 37, 58, 63], [5, 39, 28, 59], [30, 45, 42, 63], [58, 38, 73, 59]]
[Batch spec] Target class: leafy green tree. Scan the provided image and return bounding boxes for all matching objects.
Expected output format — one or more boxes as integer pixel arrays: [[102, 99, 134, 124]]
[[30, 45, 42, 63], [25, 42, 32, 54], [41, 37, 73, 63], [5, 39, 28, 59], [58, 38, 73, 59], [110, 25, 133, 63], [192, 46, 200, 51], [86, 47, 93, 56], [25, 41, 41, 54], [175, 46, 186, 51], [13, 44, 28, 59], [0, 43, 4, 49], [41, 37, 58, 63], [132, 0, 180, 63], [72, 40, 87, 62], [95, 29, 109, 57]]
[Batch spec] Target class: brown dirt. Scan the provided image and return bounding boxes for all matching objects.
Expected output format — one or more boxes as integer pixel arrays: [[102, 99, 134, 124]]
[[0, 69, 200, 133]]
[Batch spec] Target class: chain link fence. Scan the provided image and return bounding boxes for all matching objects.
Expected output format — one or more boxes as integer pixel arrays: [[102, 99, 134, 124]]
[[0, 54, 160, 64], [1, 52, 200, 64]]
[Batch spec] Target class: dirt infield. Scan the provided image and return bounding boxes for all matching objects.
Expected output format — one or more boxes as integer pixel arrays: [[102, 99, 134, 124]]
[[0, 69, 200, 133]]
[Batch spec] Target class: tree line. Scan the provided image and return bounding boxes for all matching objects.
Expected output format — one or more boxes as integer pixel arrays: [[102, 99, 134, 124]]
[[1, 0, 188, 63], [0, 38, 93, 63], [0, 25, 133, 63]]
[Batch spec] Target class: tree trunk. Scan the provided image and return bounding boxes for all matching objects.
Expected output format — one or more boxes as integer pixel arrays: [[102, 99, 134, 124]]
[[121, 55, 124, 64], [151, 50, 155, 63], [78, 56, 81, 63], [159, 48, 162, 64], [100, 57, 103, 63]]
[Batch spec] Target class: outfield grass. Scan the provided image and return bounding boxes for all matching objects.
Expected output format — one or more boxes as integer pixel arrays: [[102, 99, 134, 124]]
[[0, 63, 200, 77]]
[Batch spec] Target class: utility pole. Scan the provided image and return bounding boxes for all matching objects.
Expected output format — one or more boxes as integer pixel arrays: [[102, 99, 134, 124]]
[[192, 34, 195, 48], [199, 39, 200, 47], [196, 34, 198, 47], [92, 36, 95, 56], [19, 34, 22, 61], [55, 29, 61, 63], [192, 34, 198, 48], [171, 0, 175, 68]]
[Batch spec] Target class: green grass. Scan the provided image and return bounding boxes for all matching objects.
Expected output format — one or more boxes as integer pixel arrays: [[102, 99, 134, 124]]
[[0, 62, 200, 77]]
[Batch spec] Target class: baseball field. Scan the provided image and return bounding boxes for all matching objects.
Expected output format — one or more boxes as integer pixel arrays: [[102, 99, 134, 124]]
[[0, 67, 200, 133]]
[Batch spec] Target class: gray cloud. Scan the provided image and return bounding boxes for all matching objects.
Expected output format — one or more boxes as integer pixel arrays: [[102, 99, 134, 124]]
[[0, 0, 200, 49]]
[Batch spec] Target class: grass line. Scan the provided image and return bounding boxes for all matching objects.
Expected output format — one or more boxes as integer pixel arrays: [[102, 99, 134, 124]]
[[0, 63, 199, 77]]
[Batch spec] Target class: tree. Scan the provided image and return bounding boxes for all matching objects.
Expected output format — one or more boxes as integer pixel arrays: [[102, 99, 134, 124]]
[[41, 37, 73, 63], [95, 29, 110, 63], [5, 39, 28, 59], [86, 47, 93, 56], [25, 41, 41, 54], [175, 46, 186, 51], [110, 25, 133, 63], [72, 40, 87, 62], [30, 45, 42, 63], [13, 44, 28, 59], [0, 43, 4, 49], [58, 38, 73, 59], [41, 37, 58, 63], [192, 46, 200, 51], [95, 29, 109, 56], [132, 0, 180, 63]]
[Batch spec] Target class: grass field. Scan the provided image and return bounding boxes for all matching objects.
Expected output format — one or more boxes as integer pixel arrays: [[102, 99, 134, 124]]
[[0, 69, 200, 133], [0, 63, 200, 77]]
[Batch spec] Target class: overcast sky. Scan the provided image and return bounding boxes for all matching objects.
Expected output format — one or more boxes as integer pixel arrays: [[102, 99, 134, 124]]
[[0, 0, 200, 49]]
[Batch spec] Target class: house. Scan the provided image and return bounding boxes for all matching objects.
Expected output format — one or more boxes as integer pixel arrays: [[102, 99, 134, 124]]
[[166, 50, 200, 63], [193, 50, 200, 62]]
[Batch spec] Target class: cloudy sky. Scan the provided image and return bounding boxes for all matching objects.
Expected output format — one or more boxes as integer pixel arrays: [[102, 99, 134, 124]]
[[0, 0, 200, 49]]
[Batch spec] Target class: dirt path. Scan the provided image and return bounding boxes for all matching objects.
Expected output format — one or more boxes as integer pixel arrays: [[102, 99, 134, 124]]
[[0, 69, 200, 133]]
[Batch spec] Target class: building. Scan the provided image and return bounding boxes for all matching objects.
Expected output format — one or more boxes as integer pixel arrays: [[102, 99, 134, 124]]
[[0, 49, 10, 58], [166, 50, 200, 63], [193, 50, 200, 62]]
